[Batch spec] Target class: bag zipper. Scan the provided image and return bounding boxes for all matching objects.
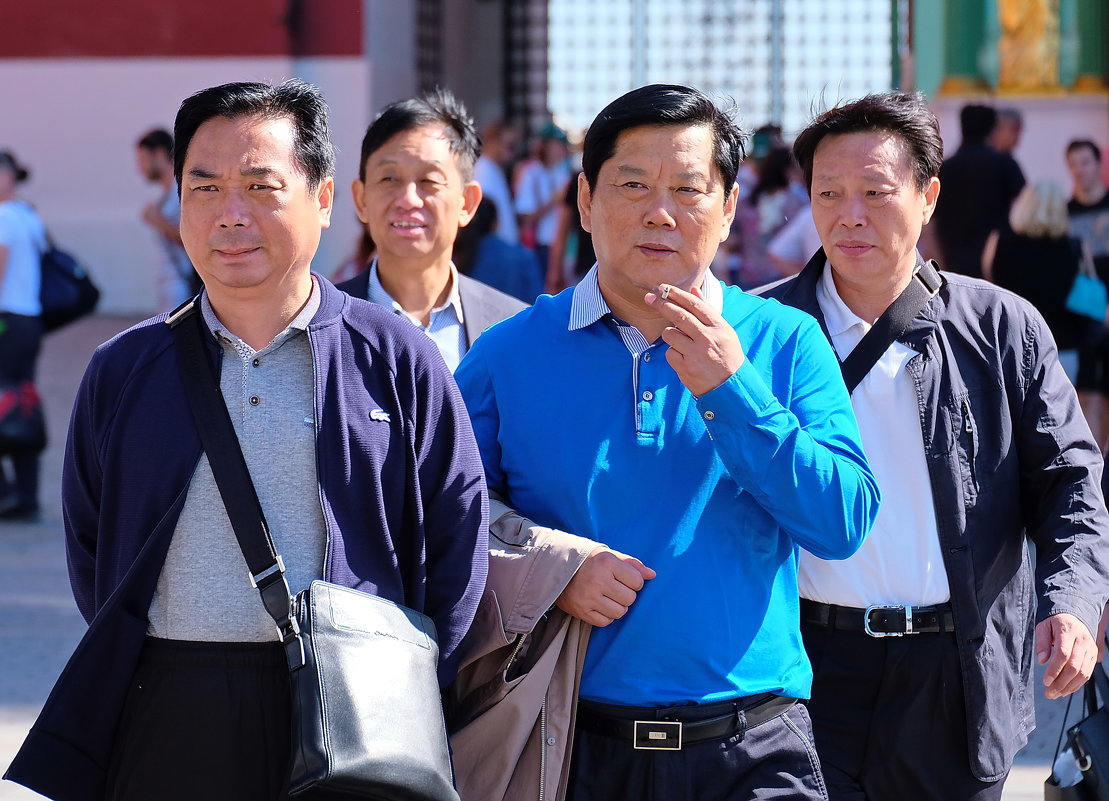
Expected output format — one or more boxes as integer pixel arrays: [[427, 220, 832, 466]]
[[507, 632, 528, 668], [539, 698, 548, 801]]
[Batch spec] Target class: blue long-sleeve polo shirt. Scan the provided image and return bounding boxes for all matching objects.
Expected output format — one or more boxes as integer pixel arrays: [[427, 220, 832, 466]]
[[454, 270, 879, 705]]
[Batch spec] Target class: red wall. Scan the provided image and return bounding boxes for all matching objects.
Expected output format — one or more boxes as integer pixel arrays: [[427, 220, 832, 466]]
[[2, 0, 362, 58]]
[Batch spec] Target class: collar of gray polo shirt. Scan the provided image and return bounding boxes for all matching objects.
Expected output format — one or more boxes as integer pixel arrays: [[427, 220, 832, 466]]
[[166, 299, 304, 671], [838, 260, 943, 395]]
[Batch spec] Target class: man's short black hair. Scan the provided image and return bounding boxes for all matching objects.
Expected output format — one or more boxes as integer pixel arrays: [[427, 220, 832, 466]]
[[580, 84, 746, 198], [173, 79, 335, 194], [137, 128, 174, 156], [358, 89, 481, 182], [958, 104, 997, 144], [792, 91, 944, 193], [1067, 139, 1103, 164]]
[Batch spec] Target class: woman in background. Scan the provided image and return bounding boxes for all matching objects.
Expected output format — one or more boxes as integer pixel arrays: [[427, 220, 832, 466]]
[[726, 145, 807, 289], [984, 179, 1084, 383], [0, 151, 46, 521]]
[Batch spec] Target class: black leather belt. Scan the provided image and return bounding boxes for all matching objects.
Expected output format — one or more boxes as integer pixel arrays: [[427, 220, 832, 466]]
[[801, 598, 955, 637], [576, 694, 797, 751]]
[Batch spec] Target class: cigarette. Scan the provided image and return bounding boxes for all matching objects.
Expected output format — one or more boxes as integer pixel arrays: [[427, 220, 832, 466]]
[[660, 285, 670, 300]]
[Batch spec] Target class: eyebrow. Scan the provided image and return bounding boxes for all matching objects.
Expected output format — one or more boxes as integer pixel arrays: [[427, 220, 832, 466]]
[[613, 165, 710, 184], [813, 171, 894, 184], [186, 166, 282, 180], [373, 154, 449, 168], [675, 169, 710, 184]]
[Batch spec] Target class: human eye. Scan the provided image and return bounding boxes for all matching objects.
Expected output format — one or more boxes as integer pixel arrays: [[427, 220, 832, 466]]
[[191, 184, 218, 193], [621, 181, 647, 190]]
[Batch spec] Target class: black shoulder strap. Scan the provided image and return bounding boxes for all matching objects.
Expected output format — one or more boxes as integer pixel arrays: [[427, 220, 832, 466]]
[[166, 301, 304, 668], [839, 261, 943, 394], [1085, 661, 1109, 717]]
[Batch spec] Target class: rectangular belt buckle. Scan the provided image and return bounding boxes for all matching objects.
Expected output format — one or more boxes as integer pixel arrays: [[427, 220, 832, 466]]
[[864, 604, 915, 637], [633, 720, 682, 751]]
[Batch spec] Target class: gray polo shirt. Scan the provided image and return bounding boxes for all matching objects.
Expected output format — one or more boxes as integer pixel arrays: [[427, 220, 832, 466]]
[[147, 280, 326, 642]]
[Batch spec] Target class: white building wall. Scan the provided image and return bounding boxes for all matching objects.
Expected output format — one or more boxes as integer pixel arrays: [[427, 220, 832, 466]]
[[932, 94, 1109, 193], [0, 57, 368, 315]]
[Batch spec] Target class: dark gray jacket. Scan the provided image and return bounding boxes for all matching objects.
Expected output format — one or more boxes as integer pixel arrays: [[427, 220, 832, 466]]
[[763, 253, 1109, 781]]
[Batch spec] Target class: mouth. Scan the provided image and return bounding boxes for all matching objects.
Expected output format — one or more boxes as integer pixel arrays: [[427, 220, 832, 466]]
[[636, 243, 677, 256], [391, 221, 427, 231], [215, 246, 261, 257], [836, 241, 874, 254]]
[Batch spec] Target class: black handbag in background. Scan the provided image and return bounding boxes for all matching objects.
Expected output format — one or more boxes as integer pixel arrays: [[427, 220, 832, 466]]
[[1046, 665, 1109, 801], [40, 237, 100, 334], [168, 301, 459, 801]]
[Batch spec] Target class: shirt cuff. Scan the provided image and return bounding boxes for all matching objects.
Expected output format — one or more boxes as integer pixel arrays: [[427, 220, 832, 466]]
[[694, 358, 779, 429]]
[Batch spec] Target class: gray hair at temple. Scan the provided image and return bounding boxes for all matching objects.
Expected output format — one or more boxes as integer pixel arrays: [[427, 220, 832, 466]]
[[173, 79, 335, 194], [792, 91, 944, 193]]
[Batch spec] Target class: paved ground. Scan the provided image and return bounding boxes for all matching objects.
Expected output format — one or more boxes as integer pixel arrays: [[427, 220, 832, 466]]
[[0, 313, 1078, 799]]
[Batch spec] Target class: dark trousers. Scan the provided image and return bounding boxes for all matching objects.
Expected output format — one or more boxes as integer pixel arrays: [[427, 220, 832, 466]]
[[566, 700, 827, 801], [802, 621, 1004, 801], [106, 637, 292, 801], [0, 312, 42, 509]]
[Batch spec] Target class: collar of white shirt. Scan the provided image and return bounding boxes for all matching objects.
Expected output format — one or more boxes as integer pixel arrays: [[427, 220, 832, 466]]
[[815, 260, 870, 348]]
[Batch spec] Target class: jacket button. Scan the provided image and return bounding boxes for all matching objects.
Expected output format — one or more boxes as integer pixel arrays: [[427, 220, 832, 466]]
[[249, 395, 260, 406], [546, 737, 556, 746], [704, 410, 715, 420]]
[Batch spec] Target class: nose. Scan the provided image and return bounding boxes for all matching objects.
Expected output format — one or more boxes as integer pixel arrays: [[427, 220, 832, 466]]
[[839, 194, 867, 228], [643, 190, 677, 229], [396, 181, 423, 209], [217, 190, 250, 229]]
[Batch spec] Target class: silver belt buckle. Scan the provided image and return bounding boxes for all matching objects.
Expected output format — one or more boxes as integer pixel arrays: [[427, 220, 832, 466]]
[[633, 720, 682, 750], [864, 604, 914, 637]]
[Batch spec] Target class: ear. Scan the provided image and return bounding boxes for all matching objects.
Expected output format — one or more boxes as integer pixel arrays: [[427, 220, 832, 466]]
[[577, 172, 594, 234], [316, 177, 335, 229], [351, 178, 368, 225], [921, 176, 940, 226], [457, 180, 483, 228], [720, 182, 739, 242]]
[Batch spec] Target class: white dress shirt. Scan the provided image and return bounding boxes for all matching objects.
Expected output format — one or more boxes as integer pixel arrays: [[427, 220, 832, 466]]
[[798, 265, 950, 606]]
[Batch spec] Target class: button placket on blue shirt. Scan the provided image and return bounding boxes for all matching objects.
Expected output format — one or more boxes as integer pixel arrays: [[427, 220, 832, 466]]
[[635, 343, 669, 439], [607, 316, 665, 438]]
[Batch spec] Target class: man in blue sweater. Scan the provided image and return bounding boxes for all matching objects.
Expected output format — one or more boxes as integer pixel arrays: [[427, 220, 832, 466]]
[[5, 80, 487, 801], [453, 84, 879, 801]]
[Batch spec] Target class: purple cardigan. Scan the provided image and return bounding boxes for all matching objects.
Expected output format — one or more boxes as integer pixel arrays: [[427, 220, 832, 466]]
[[6, 276, 487, 801]]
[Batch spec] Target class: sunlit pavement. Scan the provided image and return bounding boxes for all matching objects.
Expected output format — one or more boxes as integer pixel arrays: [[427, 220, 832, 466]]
[[0, 313, 1071, 800]]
